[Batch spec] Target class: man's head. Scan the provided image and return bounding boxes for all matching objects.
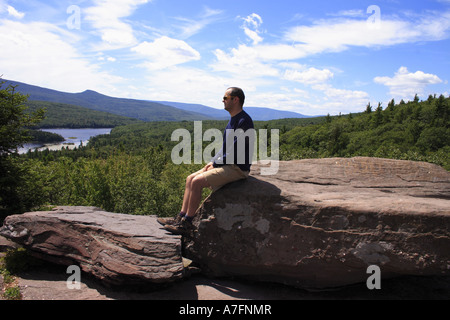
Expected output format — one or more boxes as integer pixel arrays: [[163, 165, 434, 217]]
[[223, 87, 245, 116]]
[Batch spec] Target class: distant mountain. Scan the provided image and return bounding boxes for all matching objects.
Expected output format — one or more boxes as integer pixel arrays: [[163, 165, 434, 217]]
[[3, 80, 213, 122], [153, 101, 229, 119], [4, 79, 311, 121], [153, 102, 311, 121], [244, 107, 312, 121]]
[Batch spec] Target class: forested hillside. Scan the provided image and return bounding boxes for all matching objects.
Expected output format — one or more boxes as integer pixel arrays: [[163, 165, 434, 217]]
[[26, 101, 142, 128], [281, 94, 449, 169]]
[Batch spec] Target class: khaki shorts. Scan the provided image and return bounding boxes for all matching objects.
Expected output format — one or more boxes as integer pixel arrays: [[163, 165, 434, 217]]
[[202, 164, 249, 192]]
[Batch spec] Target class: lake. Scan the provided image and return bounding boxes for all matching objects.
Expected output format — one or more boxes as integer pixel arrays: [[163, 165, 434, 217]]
[[19, 128, 112, 154]]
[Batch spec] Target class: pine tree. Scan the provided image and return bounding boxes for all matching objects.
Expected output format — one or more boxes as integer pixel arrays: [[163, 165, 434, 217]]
[[0, 81, 45, 155]]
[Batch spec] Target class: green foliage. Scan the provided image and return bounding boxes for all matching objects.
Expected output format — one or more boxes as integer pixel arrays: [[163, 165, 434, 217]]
[[28, 129, 65, 143], [17, 146, 204, 217], [280, 94, 450, 169], [3, 286, 22, 300], [0, 82, 46, 216], [0, 82, 45, 155]]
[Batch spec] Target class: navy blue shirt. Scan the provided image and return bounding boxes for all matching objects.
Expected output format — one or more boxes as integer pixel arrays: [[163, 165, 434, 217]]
[[212, 110, 254, 172]]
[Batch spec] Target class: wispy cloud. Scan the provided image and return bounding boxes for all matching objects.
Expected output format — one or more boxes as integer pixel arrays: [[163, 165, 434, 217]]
[[0, 1, 24, 19], [173, 7, 223, 39], [7, 5, 25, 19], [284, 10, 450, 55], [283, 66, 334, 85], [84, 0, 150, 48], [131, 36, 200, 70], [240, 13, 263, 45]]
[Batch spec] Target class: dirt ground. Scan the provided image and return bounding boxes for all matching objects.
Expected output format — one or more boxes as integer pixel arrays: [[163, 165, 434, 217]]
[[0, 261, 448, 300]]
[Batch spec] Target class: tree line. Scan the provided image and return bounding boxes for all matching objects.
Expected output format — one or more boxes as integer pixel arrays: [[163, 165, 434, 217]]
[[280, 94, 449, 170]]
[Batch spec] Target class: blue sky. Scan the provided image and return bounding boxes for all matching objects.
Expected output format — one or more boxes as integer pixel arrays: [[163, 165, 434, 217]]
[[1, 0, 449, 115]]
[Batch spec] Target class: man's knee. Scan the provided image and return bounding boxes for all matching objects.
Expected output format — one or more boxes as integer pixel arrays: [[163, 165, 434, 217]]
[[186, 172, 198, 185], [191, 174, 209, 190]]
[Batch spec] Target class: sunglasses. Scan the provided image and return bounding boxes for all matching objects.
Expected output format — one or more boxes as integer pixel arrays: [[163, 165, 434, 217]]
[[223, 96, 235, 101]]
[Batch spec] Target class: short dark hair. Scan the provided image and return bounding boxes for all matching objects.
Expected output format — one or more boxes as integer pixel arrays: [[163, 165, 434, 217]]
[[228, 87, 245, 107]]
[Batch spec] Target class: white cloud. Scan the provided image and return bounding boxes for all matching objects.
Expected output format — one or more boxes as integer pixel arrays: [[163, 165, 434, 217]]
[[283, 67, 333, 85], [0, 19, 122, 93], [307, 83, 370, 114], [132, 36, 200, 70], [329, 9, 365, 18], [241, 13, 263, 45], [374, 66, 443, 100], [284, 10, 450, 56], [317, 85, 369, 101], [136, 66, 228, 106], [212, 44, 279, 78], [84, 0, 150, 48], [174, 7, 223, 39], [7, 5, 25, 19]]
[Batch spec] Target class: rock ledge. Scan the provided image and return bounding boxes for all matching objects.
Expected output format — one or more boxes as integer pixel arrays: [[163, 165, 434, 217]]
[[185, 157, 450, 288], [0, 206, 184, 286]]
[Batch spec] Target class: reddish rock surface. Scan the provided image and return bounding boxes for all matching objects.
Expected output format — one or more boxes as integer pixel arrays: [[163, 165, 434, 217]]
[[0, 206, 184, 286], [185, 157, 450, 288]]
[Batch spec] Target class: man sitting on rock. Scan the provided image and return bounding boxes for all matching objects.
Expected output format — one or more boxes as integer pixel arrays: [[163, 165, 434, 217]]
[[158, 87, 255, 235]]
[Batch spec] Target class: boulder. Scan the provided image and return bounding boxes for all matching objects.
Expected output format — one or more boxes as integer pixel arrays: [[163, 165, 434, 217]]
[[184, 157, 450, 288], [0, 206, 184, 286]]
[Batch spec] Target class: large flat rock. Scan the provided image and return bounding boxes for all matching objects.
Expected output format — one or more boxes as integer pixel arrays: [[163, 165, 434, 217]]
[[0, 206, 184, 286], [185, 157, 450, 288]]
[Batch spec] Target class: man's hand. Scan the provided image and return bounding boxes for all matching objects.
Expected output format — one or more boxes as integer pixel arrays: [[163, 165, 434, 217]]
[[203, 162, 214, 172]]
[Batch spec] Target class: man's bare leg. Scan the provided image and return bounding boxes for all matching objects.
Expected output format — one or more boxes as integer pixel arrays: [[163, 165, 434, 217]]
[[185, 173, 210, 218], [163, 167, 210, 235], [157, 167, 205, 226], [181, 168, 205, 214]]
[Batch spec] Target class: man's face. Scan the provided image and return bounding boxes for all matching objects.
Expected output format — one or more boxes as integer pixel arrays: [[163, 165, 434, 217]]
[[223, 89, 237, 111]]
